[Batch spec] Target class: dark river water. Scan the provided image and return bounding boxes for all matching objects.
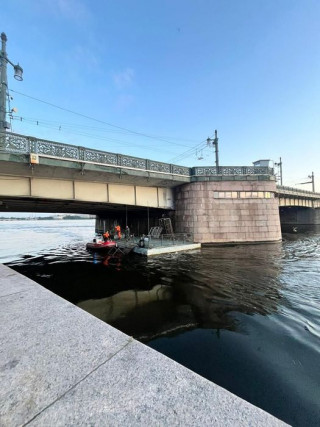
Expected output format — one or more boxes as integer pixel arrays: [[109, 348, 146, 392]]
[[2, 220, 320, 426]]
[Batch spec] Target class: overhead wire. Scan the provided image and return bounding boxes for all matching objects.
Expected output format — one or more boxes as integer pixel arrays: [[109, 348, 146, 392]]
[[10, 116, 180, 155], [11, 114, 200, 142], [9, 89, 213, 164], [11, 115, 200, 143], [168, 137, 212, 163], [10, 89, 197, 148]]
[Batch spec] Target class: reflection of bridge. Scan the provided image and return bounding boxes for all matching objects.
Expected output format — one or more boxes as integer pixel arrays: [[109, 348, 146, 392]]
[[77, 242, 282, 340], [1, 131, 319, 242]]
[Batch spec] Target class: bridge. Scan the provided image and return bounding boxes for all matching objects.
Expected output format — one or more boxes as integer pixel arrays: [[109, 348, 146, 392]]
[[276, 185, 320, 227], [1, 131, 319, 243]]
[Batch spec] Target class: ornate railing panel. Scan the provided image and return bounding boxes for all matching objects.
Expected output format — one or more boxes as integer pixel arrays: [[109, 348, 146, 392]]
[[119, 155, 146, 169], [36, 139, 79, 159], [192, 166, 274, 176], [172, 165, 191, 175], [1, 132, 30, 153], [148, 160, 171, 174], [84, 147, 118, 165]]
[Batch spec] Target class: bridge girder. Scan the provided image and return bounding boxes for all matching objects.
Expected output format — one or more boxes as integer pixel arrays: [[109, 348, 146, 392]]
[[0, 173, 174, 215], [277, 196, 320, 208]]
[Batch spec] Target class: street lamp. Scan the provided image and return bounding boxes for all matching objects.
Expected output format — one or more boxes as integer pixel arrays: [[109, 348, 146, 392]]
[[207, 129, 219, 169], [0, 32, 23, 130]]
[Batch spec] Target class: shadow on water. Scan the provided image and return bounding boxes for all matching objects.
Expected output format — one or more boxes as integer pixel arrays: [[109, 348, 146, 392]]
[[7, 233, 320, 427]]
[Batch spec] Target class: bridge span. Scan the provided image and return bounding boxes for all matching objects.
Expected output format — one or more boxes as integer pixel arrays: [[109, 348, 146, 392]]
[[1, 131, 319, 243], [276, 186, 320, 227]]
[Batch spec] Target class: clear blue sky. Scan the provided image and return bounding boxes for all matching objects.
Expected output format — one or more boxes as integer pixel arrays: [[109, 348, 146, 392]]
[[2, 0, 320, 190]]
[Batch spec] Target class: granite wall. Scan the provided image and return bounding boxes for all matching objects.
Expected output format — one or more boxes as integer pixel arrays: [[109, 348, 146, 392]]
[[174, 180, 282, 243]]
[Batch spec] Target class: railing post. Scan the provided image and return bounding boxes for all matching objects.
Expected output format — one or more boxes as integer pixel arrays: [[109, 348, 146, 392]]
[[29, 137, 36, 153], [0, 130, 6, 150], [78, 146, 84, 161]]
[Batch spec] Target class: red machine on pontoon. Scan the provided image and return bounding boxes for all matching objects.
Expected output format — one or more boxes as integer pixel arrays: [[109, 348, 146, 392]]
[[86, 238, 117, 251]]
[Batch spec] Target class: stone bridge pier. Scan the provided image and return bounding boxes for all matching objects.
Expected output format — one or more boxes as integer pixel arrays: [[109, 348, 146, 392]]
[[174, 179, 282, 244]]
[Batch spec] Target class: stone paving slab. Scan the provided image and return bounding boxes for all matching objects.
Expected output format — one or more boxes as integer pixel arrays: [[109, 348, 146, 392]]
[[0, 264, 287, 426], [0, 265, 130, 426], [29, 339, 287, 427], [0, 263, 36, 297]]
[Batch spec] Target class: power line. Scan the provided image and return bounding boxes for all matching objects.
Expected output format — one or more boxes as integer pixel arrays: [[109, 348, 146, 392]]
[[9, 89, 212, 164], [10, 116, 180, 155], [168, 138, 210, 163], [11, 114, 200, 142], [10, 89, 194, 148]]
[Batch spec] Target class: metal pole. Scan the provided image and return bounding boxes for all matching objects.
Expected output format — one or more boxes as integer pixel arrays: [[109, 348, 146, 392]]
[[214, 129, 219, 169], [311, 172, 315, 192], [206, 130, 220, 170], [0, 32, 8, 130], [274, 157, 283, 185]]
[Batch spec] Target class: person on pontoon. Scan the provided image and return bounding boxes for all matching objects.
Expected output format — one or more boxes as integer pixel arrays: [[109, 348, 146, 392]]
[[115, 225, 121, 239], [125, 225, 131, 239], [103, 230, 110, 241]]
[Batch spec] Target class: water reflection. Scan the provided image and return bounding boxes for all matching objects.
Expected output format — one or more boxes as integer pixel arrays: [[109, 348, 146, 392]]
[[167, 243, 284, 333], [9, 242, 285, 341], [79, 243, 283, 340], [78, 284, 172, 324], [6, 228, 320, 426]]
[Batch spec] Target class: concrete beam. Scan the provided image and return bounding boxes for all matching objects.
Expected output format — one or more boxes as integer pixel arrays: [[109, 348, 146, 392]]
[[0, 175, 174, 212]]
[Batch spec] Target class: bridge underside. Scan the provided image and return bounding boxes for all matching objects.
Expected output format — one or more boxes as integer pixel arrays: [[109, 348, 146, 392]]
[[0, 195, 168, 217], [279, 206, 320, 225], [0, 171, 174, 213]]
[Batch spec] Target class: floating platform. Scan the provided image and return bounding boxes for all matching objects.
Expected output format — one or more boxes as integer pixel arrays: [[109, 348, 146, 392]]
[[113, 236, 201, 257], [132, 242, 201, 256]]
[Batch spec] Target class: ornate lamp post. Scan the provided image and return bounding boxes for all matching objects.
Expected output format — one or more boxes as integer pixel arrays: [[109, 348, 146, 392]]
[[0, 32, 23, 130]]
